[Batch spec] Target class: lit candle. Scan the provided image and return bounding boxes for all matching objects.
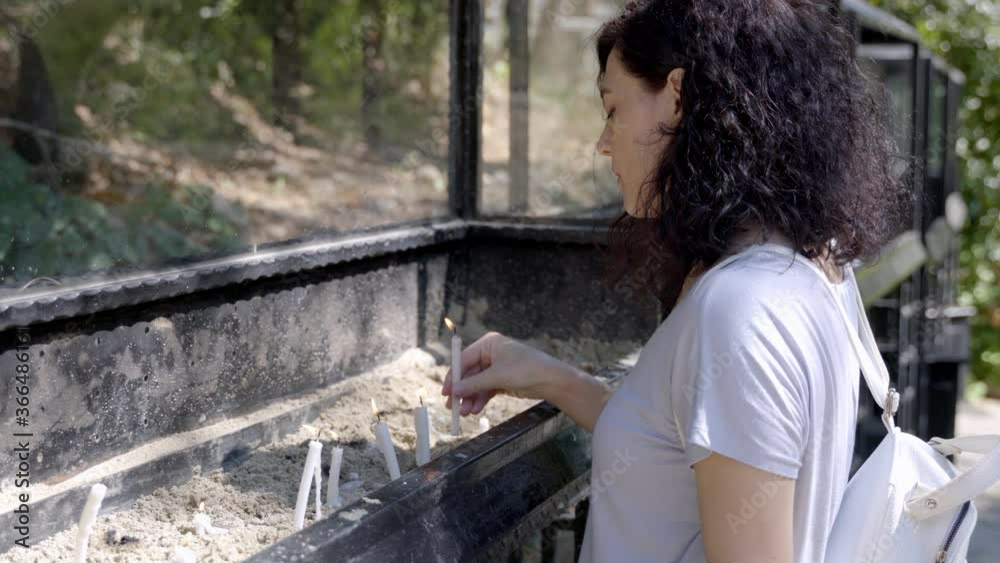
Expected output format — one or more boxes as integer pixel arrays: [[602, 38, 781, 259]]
[[293, 440, 323, 530], [371, 399, 401, 480], [445, 317, 462, 436], [326, 432, 344, 508], [414, 393, 431, 466], [73, 483, 107, 563]]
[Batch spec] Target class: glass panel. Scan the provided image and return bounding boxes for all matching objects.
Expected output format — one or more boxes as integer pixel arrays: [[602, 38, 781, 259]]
[[857, 53, 914, 179], [927, 69, 947, 178], [481, 0, 627, 218], [0, 0, 449, 288]]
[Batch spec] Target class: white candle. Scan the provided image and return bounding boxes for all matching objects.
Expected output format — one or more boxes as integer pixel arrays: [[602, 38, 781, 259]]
[[73, 483, 107, 563], [170, 546, 198, 563], [193, 513, 227, 537], [371, 399, 401, 480], [450, 333, 463, 436], [293, 440, 323, 530], [375, 422, 401, 479], [326, 445, 344, 507], [414, 397, 431, 466], [312, 447, 323, 521]]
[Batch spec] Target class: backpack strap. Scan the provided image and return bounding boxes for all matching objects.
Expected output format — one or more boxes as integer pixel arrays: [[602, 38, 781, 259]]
[[685, 243, 900, 431], [785, 246, 1000, 521], [928, 435, 1000, 457], [906, 434, 1000, 520], [791, 252, 900, 432]]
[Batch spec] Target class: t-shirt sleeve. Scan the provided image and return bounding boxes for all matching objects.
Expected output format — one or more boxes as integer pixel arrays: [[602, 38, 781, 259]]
[[670, 283, 810, 479]]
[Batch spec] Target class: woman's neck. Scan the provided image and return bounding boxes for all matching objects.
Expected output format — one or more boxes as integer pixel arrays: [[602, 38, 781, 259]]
[[724, 222, 793, 255]]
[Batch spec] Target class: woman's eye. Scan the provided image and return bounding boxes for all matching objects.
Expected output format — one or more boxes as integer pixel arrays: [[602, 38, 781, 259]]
[[605, 108, 616, 121]]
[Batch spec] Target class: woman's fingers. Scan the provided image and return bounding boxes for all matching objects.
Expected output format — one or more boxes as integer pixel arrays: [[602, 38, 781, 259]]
[[461, 395, 475, 416], [441, 332, 506, 414], [445, 390, 490, 412], [470, 391, 495, 415], [442, 333, 497, 395], [442, 362, 483, 399], [452, 365, 506, 398]]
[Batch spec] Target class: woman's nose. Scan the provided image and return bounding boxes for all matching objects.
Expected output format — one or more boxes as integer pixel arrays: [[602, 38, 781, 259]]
[[596, 133, 611, 157]]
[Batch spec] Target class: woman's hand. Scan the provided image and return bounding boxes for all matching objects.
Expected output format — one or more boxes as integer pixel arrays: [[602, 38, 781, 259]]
[[441, 332, 564, 416], [441, 331, 613, 432]]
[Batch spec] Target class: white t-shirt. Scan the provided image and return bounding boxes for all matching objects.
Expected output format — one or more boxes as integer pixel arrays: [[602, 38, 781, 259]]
[[579, 241, 861, 563]]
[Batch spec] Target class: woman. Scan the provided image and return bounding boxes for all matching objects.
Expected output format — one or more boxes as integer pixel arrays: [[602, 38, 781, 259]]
[[442, 1, 909, 561]]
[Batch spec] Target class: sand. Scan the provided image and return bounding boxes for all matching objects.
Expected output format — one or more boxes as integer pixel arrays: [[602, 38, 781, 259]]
[[8, 337, 641, 563]]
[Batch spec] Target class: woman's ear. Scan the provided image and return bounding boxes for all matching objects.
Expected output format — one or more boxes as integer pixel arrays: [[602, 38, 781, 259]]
[[668, 68, 684, 117]]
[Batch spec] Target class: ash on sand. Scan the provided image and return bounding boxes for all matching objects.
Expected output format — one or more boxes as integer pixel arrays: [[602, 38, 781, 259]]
[[11, 338, 640, 562]]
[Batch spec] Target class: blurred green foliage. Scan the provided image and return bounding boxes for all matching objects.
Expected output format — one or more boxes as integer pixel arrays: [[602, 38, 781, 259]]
[[0, 0, 449, 286], [26, 0, 450, 147], [0, 147, 242, 283], [870, 0, 999, 387]]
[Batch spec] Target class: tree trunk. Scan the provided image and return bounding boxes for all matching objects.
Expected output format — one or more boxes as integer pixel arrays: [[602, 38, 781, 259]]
[[531, 0, 561, 63], [360, 0, 385, 154], [12, 34, 61, 185], [272, 0, 302, 132], [507, 0, 530, 213]]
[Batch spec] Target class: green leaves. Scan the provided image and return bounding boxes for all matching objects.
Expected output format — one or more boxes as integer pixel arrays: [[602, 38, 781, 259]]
[[0, 148, 243, 285], [871, 0, 1000, 387]]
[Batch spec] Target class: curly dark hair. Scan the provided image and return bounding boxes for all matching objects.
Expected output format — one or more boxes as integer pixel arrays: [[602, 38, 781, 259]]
[[593, 0, 913, 311]]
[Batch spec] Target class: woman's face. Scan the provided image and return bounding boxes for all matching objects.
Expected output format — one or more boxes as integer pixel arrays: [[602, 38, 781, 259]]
[[597, 46, 684, 218]]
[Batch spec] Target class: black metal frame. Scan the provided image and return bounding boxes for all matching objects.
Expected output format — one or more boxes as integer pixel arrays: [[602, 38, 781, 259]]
[[848, 10, 968, 463], [448, 0, 483, 220]]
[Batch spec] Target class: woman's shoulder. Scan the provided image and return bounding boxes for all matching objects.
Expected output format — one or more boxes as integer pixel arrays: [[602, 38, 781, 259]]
[[686, 245, 843, 321]]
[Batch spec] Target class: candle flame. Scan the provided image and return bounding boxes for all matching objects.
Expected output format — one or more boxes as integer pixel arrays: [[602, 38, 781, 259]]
[[198, 500, 205, 513], [332, 431, 339, 442], [370, 398, 378, 416], [444, 317, 455, 332]]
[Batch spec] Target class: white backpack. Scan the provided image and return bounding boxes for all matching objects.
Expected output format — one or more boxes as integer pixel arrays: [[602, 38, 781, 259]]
[[821, 264, 1000, 563]]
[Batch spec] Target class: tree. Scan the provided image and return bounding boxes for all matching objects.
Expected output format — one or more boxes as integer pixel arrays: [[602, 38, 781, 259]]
[[360, 0, 385, 153], [273, 0, 303, 130]]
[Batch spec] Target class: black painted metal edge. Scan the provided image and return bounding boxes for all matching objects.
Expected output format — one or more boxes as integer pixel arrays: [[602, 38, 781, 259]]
[[0, 218, 466, 332], [0, 215, 617, 333], [466, 218, 612, 245], [248, 365, 629, 563], [448, 0, 483, 220]]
